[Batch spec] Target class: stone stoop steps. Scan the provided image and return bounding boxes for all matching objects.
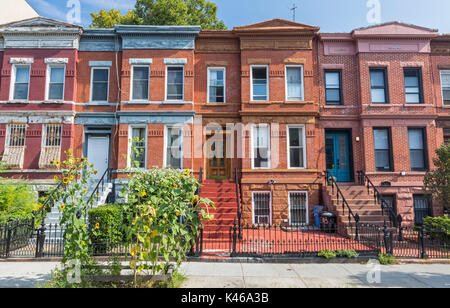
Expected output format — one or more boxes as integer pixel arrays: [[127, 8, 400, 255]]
[[323, 185, 390, 235], [200, 180, 238, 247], [42, 182, 113, 241]]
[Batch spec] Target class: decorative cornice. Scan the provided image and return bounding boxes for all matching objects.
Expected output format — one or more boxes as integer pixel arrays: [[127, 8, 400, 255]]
[[10, 57, 34, 64], [45, 58, 69, 64]]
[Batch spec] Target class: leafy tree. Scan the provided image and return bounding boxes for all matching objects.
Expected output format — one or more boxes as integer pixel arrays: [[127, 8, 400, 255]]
[[90, 0, 226, 30], [90, 9, 141, 28], [424, 143, 450, 212]]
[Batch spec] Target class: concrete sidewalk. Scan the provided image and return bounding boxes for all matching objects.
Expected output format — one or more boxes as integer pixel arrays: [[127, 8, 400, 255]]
[[0, 261, 449, 288], [178, 262, 450, 288]]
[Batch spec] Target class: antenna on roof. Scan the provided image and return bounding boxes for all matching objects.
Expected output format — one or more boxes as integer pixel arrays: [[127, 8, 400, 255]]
[[291, 3, 298, 22]]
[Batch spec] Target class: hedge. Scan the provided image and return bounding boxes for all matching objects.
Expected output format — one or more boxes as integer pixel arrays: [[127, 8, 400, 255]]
[[88, 204, 124, 254]]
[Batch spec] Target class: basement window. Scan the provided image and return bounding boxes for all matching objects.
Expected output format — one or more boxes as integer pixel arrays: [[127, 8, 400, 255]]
[[2, 124, 27, 169], [39, 124, 62, 169], [289, 192, 308, 225], [253, 192, 271, 225]]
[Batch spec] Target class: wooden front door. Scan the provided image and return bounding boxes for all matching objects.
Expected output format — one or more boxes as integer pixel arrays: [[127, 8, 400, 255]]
[[206, 133, 230, 180]]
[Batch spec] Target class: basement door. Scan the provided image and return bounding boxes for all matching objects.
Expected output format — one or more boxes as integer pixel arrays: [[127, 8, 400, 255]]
[[87, 135, 110, 180], [325, 132, 351, 182]]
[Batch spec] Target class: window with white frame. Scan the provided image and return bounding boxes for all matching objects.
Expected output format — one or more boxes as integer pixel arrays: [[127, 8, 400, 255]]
[[165, 126, 183, 169], [253, 192, 271, 225], [286, 65, 304, 101], [287, 125, 306, 169], [130, 127, 146, 168], [132, 66, 149, 101], [440, 70, 450, 106], [166, 66, 184, 101], [12, 65, 31, 100], [208, 67, 225, 103], [252, 125, 270, 169], [47, 65, 65, 101], [289, 192, 308, 225], [39, 124, 62, 169], [91, 68, 109, 102], [251, 66, 268, 101], [7, 124, 26, 147]]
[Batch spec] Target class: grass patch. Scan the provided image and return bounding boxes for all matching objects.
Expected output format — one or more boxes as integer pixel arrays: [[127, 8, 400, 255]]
[[378, 253, 397, 265]]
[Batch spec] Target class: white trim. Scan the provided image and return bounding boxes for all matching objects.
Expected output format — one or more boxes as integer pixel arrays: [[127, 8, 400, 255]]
[[286, 124, 307, 170], [285, 64, 304, 101], [252, 191, 272, 225], [128, 125, 148, 169], [10, 64, 31, 101], [250, 65, 269, 102], [130, 65, 150, 102], [207, 67, 226, 104], [9, 58, 33, 64], [5, 123, 27, 148], [288, 191, 309, 225], [44, 58, 68, 64], [165, 65, 185, 102], [163, 125, 184, 169], [440, 70, 450, 106], [164, 58, 187, 65], [251, 124, 271, 170], [41, 123, 63, 148], [129, 58, 152, 65], [45, 64, 66, 101], [90, 67, 110, 103]]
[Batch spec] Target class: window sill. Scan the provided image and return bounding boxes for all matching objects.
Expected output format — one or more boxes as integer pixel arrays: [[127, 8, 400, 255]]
[[7, 100, 29, 104], [123, 101, 193, 105], [87, 101, 112, 106], [284, 100, 314, 105], [323, 105, 346, 109], [403, 104, 433, 107], [43, 100, 64, 104], [243, 169, 320, 173]]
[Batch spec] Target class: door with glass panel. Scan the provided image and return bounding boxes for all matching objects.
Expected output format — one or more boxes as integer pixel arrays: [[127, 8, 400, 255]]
[[325, 131, 351, 182], [206, 130, 230, 180]]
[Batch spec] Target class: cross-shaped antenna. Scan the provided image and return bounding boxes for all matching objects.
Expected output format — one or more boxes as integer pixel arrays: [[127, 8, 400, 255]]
[[291, 3, 298, 22]]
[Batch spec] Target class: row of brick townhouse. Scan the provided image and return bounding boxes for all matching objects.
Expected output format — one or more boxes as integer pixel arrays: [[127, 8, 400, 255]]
[[0, 17, 448, 230]]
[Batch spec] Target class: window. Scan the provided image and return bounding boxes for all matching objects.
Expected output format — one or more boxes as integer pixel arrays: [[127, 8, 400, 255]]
[[286, 65, 304, 101], [413, 195, 431, 226], [7, 124, 26, 147], [370, 68, 388, 104], [251, 66, 268, 101], [373, 128, 393, 171], [131, 127, 146, 168], [440, 71, 450, 106], [47, 66, 65, 100], [43, 124, 62, 147], [39, 124, 62, 169], [408, 128, 428, 171], [444, 129, 450, 144], [12, 65, 30, 100], [208, 67, 225, 103], [289, 192, 308, 225], [325, 70, 342, 105], [253, 192, 271, 225], [166, 66, 184, 101], [132, 66, 149, 101], [404, 68, 423, 104], [165, 126, 183, 169], [287, 126, 306, 169], [380, 195, 396, 215], [91, 68, 109, 102], [252, 125, 270, 169]]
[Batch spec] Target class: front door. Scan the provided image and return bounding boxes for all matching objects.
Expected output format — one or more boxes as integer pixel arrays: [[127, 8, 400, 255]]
[[325, 132, 351, 182], [206, 133, 230, 180], [87, 135, 110, 180]]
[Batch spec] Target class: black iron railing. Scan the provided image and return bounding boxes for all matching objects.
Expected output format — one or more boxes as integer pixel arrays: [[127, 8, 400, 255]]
[[357, 171, 401, 228], [234, 168, 242, 240], [33, 182, 64, 228], [324, 170, 360, 238]]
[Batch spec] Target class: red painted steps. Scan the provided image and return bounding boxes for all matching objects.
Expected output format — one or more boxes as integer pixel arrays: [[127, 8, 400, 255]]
[[199, 180, 239, 240]]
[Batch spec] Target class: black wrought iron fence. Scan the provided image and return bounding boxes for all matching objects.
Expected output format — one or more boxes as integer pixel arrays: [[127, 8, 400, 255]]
[[0, 219, 34, 258]]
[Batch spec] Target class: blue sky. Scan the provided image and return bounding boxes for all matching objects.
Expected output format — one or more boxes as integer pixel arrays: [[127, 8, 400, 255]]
[[27, 0, 450, 33]]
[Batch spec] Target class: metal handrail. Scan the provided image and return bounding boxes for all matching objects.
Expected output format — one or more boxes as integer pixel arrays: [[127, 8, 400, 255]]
[[84, 168, 112, 220], [234, 168, 242, 240], [33, 182, 64, 227], [324, 170, 359, 228], [357, 171, 400, 227]]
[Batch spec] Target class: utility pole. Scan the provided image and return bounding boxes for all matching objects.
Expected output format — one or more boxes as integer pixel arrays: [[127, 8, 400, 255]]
[[291, 3, 298, 22]]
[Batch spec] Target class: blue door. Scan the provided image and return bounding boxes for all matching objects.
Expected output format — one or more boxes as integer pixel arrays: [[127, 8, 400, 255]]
[[325, 132, 351, 182]]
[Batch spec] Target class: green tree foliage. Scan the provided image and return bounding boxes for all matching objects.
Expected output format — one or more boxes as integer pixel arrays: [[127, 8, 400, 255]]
[[424, 143, 450, 211], [0, 182, 37, 224], [90, 0, 226, 30]]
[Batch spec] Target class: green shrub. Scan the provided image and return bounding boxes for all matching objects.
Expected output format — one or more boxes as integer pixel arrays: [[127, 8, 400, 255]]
[[0, 182, 37, 224], [336, 249, 359, 258], [88, 204, 124, 254], [423, 215, 450, 241], [318, 250, 337, 259], [378, 253, 396, 265]]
